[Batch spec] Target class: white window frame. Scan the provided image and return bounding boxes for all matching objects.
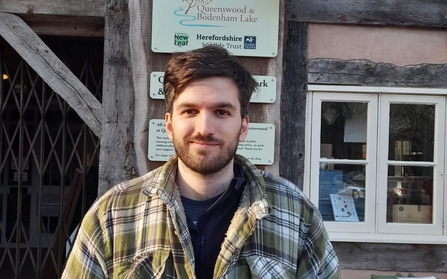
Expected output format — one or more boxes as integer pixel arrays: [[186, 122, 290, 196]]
[[305, 85, 447, 244]]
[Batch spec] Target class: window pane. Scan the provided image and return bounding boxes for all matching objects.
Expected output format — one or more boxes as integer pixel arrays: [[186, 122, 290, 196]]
[[319, 164, 365, 222], [386, 166, 433, 224], [388, 104, 435, 162], [321, 102, 367, 160]]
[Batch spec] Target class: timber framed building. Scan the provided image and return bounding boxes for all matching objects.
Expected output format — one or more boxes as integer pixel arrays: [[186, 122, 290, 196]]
[[0, 0, 446, 278]]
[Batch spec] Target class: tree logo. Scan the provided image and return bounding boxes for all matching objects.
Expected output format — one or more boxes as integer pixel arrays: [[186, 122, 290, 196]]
[[182, 0, 212, 14]]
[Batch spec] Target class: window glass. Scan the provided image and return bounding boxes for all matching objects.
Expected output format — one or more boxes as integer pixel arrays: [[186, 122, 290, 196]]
[[321, 102, 368, 160], [386, 166, 433, 224], [319, 164, 366, 222], [386, 103, 434, 224], [319, 101, 368, 223], [388, 104, 434, 162]]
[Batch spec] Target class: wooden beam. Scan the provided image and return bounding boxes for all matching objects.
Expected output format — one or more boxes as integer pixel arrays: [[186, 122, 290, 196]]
[[286, 0, 447, 28], [0, 12, 103, 137], [0, 0, 104, 18], [280, 21, 308, 189], [334, 242, 447, 272], [308, 58, 447, 88], [128, 0, 166, 175], [98, 0, 135, 195], [21, 14, 104, 37]]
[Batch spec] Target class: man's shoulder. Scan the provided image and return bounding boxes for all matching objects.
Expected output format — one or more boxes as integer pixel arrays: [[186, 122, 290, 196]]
[[92, 164, 170, 211], [261, 171, 305, 197], [260, 171, 319, 217], [106, 167, 162, 196]]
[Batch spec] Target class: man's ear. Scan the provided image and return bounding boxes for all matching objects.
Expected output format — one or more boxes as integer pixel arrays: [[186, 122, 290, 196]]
[[165, 113, 173, 140], [239, 116, 249, 142]]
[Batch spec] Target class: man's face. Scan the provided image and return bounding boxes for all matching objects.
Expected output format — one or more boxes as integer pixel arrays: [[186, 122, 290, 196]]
[[165, 77, 248, 175]]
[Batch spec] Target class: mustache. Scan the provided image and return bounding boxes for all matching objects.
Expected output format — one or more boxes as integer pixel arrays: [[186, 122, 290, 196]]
[[188, 134, 221, 143]]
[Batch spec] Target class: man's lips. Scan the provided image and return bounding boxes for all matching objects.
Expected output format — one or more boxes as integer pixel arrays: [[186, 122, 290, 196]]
[[190, 140, 219, 146], [188, 136, 221, 148]]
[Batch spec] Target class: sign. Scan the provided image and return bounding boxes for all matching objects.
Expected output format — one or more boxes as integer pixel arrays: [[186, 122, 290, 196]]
[[392, 205, 432, 224], [330, 194, 359, 222], [152, 0, 280, 57], [149, 71, 276, 103], [148, 119, 275, 165]]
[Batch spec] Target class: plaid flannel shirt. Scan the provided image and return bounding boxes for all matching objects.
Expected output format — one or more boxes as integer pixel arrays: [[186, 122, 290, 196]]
[[62, 155, 340, 279]]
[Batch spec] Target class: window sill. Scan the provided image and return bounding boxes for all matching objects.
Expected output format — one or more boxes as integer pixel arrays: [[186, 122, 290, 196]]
[[329, 231, 447, 245]]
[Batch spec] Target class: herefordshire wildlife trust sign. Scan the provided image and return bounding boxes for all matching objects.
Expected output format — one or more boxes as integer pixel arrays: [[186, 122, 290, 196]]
[[152, 0, 280, 57]]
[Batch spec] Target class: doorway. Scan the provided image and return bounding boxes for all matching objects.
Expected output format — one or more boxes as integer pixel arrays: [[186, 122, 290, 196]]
[[0, 37, 103, 278]]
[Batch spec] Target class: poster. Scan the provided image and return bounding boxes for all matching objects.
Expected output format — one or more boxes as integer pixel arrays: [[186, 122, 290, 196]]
[[330, 194, 359, 222]]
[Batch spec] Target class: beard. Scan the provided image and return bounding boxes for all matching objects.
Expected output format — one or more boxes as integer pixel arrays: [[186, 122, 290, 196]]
[[172, 132, 240, 176]]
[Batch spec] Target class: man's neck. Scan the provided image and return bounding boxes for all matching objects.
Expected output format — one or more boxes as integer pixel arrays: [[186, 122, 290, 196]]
[[176, 160, 234, 201]]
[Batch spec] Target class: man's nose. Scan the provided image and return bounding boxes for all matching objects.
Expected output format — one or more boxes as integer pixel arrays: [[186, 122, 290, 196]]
[[196, 111, 215, 135]]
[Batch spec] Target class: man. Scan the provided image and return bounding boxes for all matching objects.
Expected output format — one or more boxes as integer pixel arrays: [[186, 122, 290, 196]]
[[62, 45, 340, 279]]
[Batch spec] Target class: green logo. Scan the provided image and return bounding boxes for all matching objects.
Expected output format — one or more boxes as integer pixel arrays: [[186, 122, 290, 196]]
[[174, 33, 189, 47]]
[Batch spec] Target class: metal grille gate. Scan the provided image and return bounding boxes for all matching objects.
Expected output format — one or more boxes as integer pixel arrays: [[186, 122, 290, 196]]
[[0, 38, 103, 278]]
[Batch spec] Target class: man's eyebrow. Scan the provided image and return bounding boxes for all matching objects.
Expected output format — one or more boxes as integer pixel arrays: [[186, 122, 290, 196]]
[[213, 102, 238, 110], [175, 101, 238, 110]]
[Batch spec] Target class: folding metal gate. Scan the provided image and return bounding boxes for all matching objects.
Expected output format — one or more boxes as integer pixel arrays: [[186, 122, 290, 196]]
[[0, 38, 102, 278]]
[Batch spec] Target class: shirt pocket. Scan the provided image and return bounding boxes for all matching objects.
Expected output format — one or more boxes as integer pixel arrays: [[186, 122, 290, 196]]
[[244, 255, 295, 279], [121, 250, 172, 279]]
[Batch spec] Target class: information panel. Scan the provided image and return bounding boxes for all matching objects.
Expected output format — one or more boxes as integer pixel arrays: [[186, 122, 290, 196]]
[[149, 71, 276, 103], [152, 0, 280, 57], [148, 119, 275, 165]]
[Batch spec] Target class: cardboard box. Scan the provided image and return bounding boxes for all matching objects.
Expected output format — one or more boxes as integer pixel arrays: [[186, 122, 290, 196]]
[[392, 205, 432, 224]]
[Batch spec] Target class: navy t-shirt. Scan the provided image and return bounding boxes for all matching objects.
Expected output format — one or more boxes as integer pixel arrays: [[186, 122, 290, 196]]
[[181, 163, 246, 279]]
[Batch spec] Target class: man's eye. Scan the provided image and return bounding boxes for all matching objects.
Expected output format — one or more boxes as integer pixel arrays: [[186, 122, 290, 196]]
[[216, 110, 230, 116], [183, 109, 197, 115]]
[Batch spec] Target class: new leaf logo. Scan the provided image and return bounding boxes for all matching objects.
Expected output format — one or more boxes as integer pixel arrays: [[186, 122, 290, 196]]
[[174, 33, 189, 47]]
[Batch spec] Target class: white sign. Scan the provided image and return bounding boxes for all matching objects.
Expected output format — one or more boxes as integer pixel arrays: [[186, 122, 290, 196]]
[[152, 0, 280, 57], [149, 71, 276, 103], [148, 119, 275, 165], [236, 123, 275, 165]]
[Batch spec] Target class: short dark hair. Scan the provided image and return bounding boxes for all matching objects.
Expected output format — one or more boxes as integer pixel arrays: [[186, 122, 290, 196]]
[[163, 45, 257, 117]]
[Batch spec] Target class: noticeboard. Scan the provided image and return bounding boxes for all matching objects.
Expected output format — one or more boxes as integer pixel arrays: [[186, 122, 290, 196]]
[[148, 119, 275, 165], [152, 0, 280, 57], [149, 71, 276, 103]]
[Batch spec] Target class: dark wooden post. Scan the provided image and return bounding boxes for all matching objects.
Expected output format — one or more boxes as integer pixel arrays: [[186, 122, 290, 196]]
[[280, 21, 308, 189], [99, 0, 136, 195]]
